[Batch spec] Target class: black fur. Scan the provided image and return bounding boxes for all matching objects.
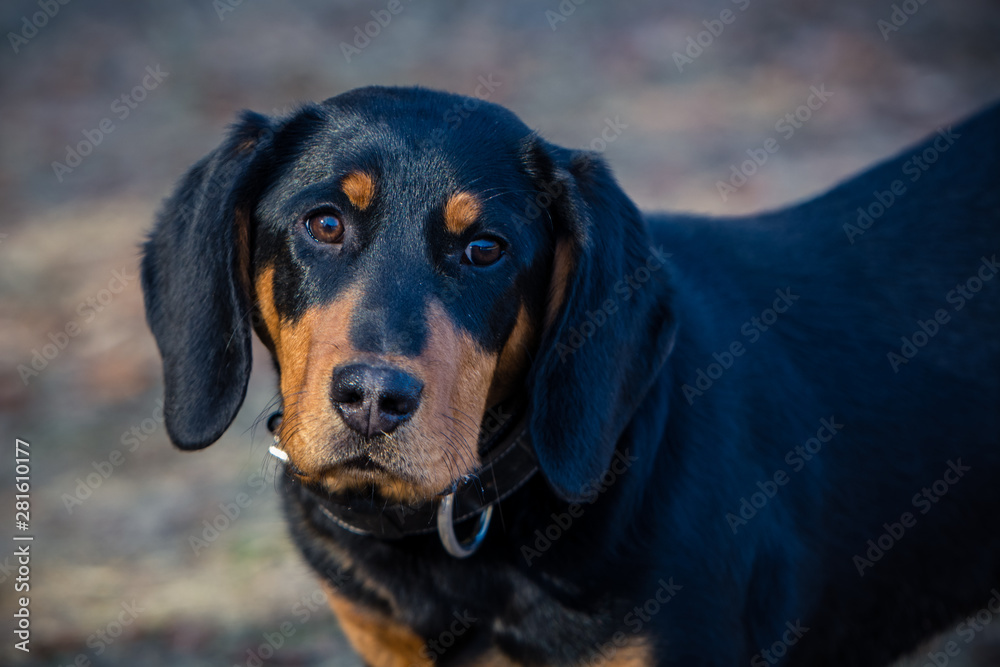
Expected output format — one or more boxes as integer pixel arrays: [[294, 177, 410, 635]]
[[141, 111, 273, 449], [142, 87, 1000, 666]]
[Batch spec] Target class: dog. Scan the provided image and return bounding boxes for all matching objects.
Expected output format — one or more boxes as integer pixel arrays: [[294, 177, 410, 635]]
[[141, 86, 1000, 666]]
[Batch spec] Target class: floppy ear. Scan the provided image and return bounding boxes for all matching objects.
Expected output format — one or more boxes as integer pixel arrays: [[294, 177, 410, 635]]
[[525, 141, 677, 501], [141, 112, 273, 450]]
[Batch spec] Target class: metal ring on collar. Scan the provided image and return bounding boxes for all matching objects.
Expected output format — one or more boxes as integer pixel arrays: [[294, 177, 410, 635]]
[[436, 491, 493, 558]]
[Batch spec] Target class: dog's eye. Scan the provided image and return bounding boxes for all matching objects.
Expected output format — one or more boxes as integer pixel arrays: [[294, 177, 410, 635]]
[[463, 238, 504, 266], [305, 210, 345, 244]]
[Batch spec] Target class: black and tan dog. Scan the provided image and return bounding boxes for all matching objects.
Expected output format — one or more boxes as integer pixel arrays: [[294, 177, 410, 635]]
[[142, 87, 1000, 666]]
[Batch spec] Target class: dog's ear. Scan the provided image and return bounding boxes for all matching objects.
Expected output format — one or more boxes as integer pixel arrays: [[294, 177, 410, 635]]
[[141, 112, 273, 450], [524, 140, 676, 501]]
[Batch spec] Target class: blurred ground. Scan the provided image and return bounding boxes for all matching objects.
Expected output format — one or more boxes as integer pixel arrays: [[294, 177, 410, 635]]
[[1, 1, 999, 665]]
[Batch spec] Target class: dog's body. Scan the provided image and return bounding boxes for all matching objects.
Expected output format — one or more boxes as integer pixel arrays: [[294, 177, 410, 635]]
[[142, 87, 1000, 666]]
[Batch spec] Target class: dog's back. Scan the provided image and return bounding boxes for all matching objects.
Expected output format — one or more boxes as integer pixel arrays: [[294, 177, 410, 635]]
[[647, 102, 1000, 664]]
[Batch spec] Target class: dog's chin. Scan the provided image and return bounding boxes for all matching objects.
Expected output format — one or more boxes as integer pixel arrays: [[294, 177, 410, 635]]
[[281, 424, 479, 504], [315, 456, 443, 504]]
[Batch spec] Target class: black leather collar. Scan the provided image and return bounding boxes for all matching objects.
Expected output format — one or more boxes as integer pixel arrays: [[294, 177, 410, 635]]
[[268, 404, 537, 551]]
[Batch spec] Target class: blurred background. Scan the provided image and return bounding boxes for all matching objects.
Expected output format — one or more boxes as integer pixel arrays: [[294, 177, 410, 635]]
[[1, 1, 999, 665]]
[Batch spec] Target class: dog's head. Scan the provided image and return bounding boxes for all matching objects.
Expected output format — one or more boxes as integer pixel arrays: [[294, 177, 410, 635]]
[[142, 86, 674, 503]]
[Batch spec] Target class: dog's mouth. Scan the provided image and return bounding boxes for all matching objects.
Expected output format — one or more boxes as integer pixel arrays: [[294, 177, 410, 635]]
[[308, 440, 436, 503], [336, 454, 390, 474], [272, 399, 526, 505], [267, 415, 424, 498], [320, 450, 406, 488]]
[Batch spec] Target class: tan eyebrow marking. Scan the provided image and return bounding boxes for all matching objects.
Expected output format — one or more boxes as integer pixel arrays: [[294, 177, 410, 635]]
[[443, 191, 482, 234], [341, 171, 375, 210]]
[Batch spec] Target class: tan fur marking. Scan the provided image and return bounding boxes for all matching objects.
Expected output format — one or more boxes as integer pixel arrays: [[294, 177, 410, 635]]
[[254, 266, 280, 352], [324, 575, 650, 667], [271, 291, 495, 502], [415, 299, 496, 484], [234, 136, 257, 155], [487, 304, 535, 406], [342, 171, 376, 210], [273, 289, 362, 478], [324, 585, 431, 667], [469, 648, 522, 667], [468, 650, 522, 666], [598, 640, 655, 666], [545, 238, 575, 329], [444, 191, 482, 234]]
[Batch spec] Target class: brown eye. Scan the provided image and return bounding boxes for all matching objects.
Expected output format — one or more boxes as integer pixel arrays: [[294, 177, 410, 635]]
[[305, 210, 345, 244], [463, 238, 504, 266]]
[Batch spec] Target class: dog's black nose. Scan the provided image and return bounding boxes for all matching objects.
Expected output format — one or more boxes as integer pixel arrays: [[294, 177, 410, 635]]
[[330, 364, 423, 437]]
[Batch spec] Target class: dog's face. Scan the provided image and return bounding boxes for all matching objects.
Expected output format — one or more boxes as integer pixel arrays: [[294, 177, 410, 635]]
[[248, 91, 552, 501], [142, 86, 675, 503]]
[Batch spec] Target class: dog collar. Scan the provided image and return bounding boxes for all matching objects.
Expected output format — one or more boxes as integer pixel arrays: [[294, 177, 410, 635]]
[[268, 405, 537, 558]]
